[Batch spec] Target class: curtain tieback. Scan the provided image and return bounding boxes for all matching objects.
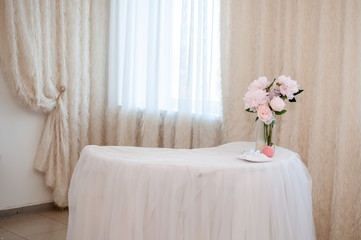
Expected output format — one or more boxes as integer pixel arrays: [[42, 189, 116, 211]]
[[56, 86, 66, 102]]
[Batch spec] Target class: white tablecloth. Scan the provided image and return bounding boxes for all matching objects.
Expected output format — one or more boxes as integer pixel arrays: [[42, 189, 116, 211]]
[[67, 142, 315, 240]]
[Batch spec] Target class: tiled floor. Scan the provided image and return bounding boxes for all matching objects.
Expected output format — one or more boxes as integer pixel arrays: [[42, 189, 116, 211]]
[[0, 210, 68, 240]]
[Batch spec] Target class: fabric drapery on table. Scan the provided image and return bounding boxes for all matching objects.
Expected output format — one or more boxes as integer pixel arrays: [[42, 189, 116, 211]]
[[67, 142, 315, 240]]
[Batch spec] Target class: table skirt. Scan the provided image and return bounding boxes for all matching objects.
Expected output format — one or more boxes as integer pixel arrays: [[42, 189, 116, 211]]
[[67, 142, 315, 240]]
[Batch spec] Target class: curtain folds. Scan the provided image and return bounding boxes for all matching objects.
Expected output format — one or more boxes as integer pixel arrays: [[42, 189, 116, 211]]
[[108, 0, 222, 116], [0, 0, 108, 207], [221, 0, 361, 239], [106, 0, 223, 150], [105, 108, 222, 149], [1, 0, 360, 239]]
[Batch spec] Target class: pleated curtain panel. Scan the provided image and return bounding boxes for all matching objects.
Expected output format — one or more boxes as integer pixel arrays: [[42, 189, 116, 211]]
[[106, 0, 223, 149], [0, 0, 360, 239], [0, 0, 109, 206]]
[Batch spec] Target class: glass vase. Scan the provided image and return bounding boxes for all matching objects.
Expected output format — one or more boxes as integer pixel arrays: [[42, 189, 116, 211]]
[[255, 118, 276, 152]]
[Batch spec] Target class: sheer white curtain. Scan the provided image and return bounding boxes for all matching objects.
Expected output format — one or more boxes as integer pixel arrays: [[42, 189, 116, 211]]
[[108, 0, 221, 117], [106, 0, 222, 149]]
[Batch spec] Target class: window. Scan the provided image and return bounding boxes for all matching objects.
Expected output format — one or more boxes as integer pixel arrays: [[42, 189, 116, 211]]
[[108, 0, 221, 117]]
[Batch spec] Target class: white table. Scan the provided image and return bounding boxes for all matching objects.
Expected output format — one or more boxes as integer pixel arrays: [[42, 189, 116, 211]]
[[67, 142, 315, 240]]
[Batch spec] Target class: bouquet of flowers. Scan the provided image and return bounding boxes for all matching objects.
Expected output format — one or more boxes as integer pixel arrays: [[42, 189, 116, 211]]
[[244, 75, 303, 157]]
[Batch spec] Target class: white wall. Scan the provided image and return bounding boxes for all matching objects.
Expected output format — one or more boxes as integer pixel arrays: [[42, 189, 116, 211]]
[[0, 70, 52, 210]]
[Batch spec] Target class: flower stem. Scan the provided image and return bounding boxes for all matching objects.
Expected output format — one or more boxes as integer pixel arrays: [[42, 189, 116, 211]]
[[264, 123, 267, 146], [268, 122, 273, 146], [266, 78, 276, 92]]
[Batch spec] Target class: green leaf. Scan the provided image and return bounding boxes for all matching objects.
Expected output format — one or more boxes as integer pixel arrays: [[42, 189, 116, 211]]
[[281, 96, 287, 100], [275, 110, 287, 115], [289, 98, 296, 102], [255, 116, 259, 122], [246, 108, 254, 113], [293, 89, 304, 96]]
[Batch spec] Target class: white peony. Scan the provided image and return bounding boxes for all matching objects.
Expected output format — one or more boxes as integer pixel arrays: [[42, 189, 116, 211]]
[[248, 76, 271, 91], [275, 75, 299, 100], [270, 96, 286, 112]]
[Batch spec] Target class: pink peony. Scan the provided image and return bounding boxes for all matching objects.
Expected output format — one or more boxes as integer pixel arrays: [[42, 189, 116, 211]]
[[275, 75, 299, 100], [244, 89, 269, 111], [248, 77, 271, 91], [268, 88, 276, 99], [257, 104, 274, 125], [270, 96, 286, 112]]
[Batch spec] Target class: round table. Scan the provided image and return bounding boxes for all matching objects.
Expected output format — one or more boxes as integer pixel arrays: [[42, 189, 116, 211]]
[[67, 142, 315, 240]]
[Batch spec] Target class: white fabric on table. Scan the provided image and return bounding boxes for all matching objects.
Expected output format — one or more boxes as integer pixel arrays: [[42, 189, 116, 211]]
[[67, 142, 315, 240]]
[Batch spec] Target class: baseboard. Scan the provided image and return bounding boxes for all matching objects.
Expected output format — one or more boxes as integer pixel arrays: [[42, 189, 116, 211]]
[[0, 202, 58, 220]]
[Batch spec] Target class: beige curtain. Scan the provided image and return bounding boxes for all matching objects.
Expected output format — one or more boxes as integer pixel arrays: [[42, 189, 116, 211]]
[[1, 0, 361, 238], [0, 0, 221, 207], [0, 0, 108, 207], [221, 0, 361, 239], [104, 109, 222, 149]]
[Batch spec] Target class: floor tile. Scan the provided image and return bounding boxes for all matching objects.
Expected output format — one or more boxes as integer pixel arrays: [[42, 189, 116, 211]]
[[39, 210, 69, 224], [0, 231, 26, 240], [0, 214, 66, 237], [26, 229, 67, 240], [0, 227, 7, 234]]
